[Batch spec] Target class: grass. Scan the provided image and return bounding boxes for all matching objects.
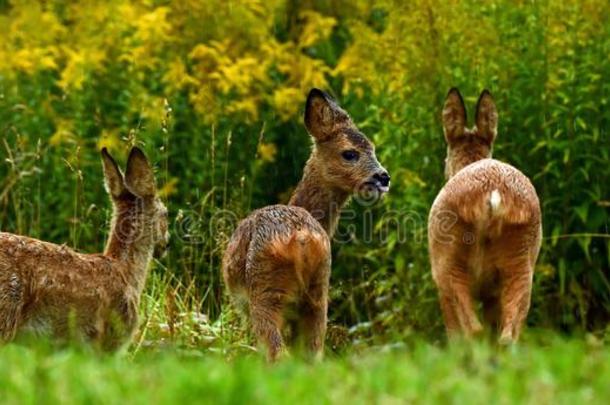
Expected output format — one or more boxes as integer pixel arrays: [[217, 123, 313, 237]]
[[1, 110, 608, 405], [0, 2, 608, 403], [2, 262, 608, 404], [1, 334, 609, 404]]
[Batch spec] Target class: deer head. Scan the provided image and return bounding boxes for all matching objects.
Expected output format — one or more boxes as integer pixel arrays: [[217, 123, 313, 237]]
[[442, 88, 498, 179], [101, 147, 169, 259], [304, 88, 390, 198]]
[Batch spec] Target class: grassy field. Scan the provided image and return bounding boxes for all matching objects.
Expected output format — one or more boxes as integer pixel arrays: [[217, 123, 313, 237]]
[[1, 1, 609, 403], [1, 335, 609, 404]]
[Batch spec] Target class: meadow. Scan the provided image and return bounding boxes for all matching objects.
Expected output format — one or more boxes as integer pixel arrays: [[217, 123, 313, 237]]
[[0, 0, 609, 402], [2, 336, 610, 404]]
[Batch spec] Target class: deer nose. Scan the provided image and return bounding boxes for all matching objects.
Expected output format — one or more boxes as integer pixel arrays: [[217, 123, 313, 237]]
[[373, 171, 390, 187]]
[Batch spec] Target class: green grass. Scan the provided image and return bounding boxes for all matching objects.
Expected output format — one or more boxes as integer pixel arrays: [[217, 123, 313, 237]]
[[1, 336, 608, 404], [0, 2, 608, 403]]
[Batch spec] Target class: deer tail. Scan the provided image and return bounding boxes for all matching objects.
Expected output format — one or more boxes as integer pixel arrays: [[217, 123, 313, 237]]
[[486, 189, 504, 237], [489, 189, 502, 217]]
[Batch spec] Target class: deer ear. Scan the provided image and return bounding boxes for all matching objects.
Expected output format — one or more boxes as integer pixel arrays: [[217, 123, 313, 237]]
[[442, 88, 467, 143], [101, 148, 125, 199], [475, 89, 498, 143], [304, 88, 351, 142], [124, 147, 156, 198]]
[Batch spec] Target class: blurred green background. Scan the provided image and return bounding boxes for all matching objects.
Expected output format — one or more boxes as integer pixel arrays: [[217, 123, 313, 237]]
[[0, 0, 608, 344]]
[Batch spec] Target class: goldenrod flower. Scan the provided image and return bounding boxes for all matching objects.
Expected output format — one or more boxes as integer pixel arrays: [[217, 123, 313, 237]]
[[257, 142, 277, 163]]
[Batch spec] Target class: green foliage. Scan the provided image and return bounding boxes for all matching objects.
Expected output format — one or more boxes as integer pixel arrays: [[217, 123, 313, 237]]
[[0, 0, 608, 341], [1, 337, 609, 404]]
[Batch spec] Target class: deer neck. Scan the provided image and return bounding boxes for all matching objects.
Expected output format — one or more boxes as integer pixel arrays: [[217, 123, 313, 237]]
[[104, 199, 154, 293], [446, 145, 492, 179], [288, 158, 350, 237]]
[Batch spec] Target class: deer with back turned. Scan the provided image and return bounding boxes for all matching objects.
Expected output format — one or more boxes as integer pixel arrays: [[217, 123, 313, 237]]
[[428, 89, 541, 343], [0, 147, 169, 349], [222, 88, 390, 361]]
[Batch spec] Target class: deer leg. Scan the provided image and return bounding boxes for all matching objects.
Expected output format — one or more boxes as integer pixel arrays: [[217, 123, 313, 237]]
[[498, 265, 533, 344], [482, 295, 501, 337], [433, 262, 459, 337], [249, 291, 287, 362], [0, 280, 24, 342], [438, 292, 460, 338], [441, 270, 483, 338], [298, 276, 329, 360], [0, 307, 20, 342]]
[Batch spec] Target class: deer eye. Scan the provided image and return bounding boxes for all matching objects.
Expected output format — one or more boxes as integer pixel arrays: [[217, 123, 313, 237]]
[[341, 150, 359, 161]]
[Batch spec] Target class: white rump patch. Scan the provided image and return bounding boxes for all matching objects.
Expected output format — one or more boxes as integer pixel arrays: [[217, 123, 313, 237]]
[[489, 190, 502, 212]]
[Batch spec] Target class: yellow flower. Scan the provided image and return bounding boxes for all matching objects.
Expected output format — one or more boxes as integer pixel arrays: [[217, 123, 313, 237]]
[[12, 49, 37, 74], [97, 129, 122, 152], [50, 120, 75, 146], [257, 142, 277, 163], [189, 41, 229, 68], [58, 48, 105, 91], [158, 177, 179, 198], [189, 85, 220, 124], [163, 59, 198, 93], [227, 98, 259, 123], [217, 56, 267, 95], [58, 49, 86, 90], [274, 44, 330, 92], [298, 11, 337, 48], [271, 87, 302, 121], [134, 7, 172, 44], [137, 96, 167, 128]]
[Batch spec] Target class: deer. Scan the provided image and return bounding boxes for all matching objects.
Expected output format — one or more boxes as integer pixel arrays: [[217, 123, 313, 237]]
[[222, 88, 390, 361], [0, 146, 169, 350], [428, 88, 542, 344]]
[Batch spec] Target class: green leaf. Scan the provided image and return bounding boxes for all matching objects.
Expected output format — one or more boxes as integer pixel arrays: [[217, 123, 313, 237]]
[[395, 255, 405, 273], [577, 236, 592, 263], [575, 203, 589, 224], [559, 258, 566, 296], [551, 224, 562, 247]]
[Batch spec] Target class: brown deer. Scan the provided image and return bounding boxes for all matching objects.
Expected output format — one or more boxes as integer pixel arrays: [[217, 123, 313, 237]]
[[223, 88, 390, 361], [0, 147, 169, 350], [428, 88, 541, 344]]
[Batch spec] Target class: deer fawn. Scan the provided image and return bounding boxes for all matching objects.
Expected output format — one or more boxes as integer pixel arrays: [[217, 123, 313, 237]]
[[0, 147, 169, 350], [223, 88, 390, 361], [428, 89, 541, 344]]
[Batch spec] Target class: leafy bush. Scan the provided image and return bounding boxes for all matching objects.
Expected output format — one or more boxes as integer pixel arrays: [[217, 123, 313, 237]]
[[0, 0, 608, 340]]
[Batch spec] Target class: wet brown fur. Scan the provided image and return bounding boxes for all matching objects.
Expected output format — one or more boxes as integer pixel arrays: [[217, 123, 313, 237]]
[[428, 89, 542, 343], [223, 89, 389, 361], [0, 147, 169, 350]]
